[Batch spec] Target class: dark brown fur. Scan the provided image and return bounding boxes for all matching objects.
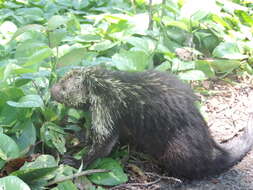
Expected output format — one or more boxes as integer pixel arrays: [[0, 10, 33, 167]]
[[51, 66, 253, 180]]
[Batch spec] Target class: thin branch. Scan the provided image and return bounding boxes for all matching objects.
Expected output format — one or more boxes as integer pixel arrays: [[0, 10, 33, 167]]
[[46, 169, 110, 186]]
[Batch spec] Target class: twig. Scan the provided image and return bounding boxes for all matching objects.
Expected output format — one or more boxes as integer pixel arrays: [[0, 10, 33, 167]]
[[110, 178, 161, 190], [145, 172, 182, 184], [111, 172, 182, 190], [46, 169, 109, 186]]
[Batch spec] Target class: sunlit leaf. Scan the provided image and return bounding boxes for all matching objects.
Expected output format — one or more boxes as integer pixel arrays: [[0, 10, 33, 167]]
[[112, 50, 150, 71], [0, 133, 20, 169], [7, 95, 44, 108], [40, 122, 66, 154], [178, 70, 207, 80], [212, 42, 247, 59], [0, 176, 30, 190], [88, 158, 128, 186], [48, 15, 68, 31]]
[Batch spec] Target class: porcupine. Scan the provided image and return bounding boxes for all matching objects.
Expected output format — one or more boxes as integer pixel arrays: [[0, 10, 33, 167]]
[[51, 66, 253, 179]]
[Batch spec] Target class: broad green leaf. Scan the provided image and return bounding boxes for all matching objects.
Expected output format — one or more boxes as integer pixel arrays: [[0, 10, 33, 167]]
[[0, 176, 30, 190], [194, 29, 220, 55], [112, 50, 149, 71], [40, 122, 66, 154], [88, 158, 128, 186], [12, 67, 38, 74], [155, 61, 171, 71], [126, 36, 156, 54], [16, 7, 44, 24], [171, 58, 195, 72], [7, 95, 44, 108], [21, 155, 57, 170], [235, 10, 253, 26], [15, 40, 48, 64], [23, 47, 53, 66], [178, 70, 207, 80], [11, 155, 58, 182], [11, 167, 58, 184], [53, 181, 78, 190], [191, 10, 210, 21], [12, 24, 44, 40], [213, 42, 247, 59], [66, 14, 81, 33], [0, 133, 20, 169], [13, 120, 36, 153], [0, 87, 26, 125], [195, 60, 215, 78], [90, 40, 118, 51], [48, 28, 67, 48], [164, 21, 189, 31], [211, 15, 231, 29], [57, 47, 86, 67], [14, 78, 32, 87], [165, 26, 190, 45], [75, 34, 101, 43], [0, 105, 19, 126], [243, 63, 253, 75], [209, 59, 241, 73], [48, 15, 68, 30]]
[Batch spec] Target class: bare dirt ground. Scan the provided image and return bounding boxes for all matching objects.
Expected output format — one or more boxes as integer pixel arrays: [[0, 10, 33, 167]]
[[112, 74, 253, 190]]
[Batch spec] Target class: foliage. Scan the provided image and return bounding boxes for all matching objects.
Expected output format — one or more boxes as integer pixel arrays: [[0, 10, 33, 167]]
[[0, 0, 252, 189]]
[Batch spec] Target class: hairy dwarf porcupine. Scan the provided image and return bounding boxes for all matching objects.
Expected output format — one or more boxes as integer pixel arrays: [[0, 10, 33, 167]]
[[51, 66, 253, 180]]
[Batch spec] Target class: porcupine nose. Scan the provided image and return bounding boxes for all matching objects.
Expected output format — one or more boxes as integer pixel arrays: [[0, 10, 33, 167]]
[[51, 84, 62, 102]]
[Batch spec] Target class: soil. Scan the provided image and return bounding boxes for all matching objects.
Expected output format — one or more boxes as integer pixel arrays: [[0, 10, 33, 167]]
[[112, 74, 253, 190]]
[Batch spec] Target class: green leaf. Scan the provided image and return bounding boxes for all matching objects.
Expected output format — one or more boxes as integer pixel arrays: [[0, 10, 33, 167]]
[[213, 42, 247, 59], [90, 40, 118, 52], [195, 60, 215, 78], [88, 158, 128, 186], [191, 10, 209, 21], [57, 47, 86, 67], [12, 24, 44, 40], [11, 155, 58, 182], [54, 180, 78, 190], [194, 29, 220, 55], [23, 47, 53, 66], [0, 176, 31, 190], [15, 40, 49, 64], [40, 122, 66, 154], [14, 78, 32, 87], [21, 155, 57, 170], [16, 8, 44, 24], [243, 63, 253, 75], [164, 21, 189, 31], [155, 61, 171, 71], [48, 15, 68, 31], [112, 50, 149, 71], [48, 28, 67, 48], [13, 120, 36, 154], [7, 95, 44, 108], [209, 59, 241, 73], [171, 58, 195, 72], [75, 34, 101, 43], [126, 36, 156, 54], [0, 133, 20, 169], [178, 70, 207, 81]]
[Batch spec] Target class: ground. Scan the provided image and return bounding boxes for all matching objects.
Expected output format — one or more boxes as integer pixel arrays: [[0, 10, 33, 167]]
[[112, 73, 253, 190]]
